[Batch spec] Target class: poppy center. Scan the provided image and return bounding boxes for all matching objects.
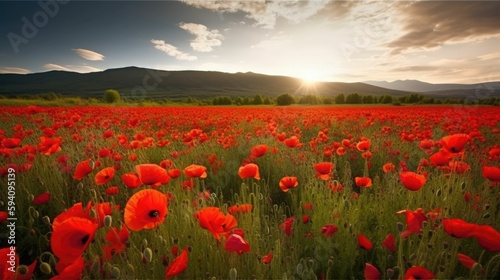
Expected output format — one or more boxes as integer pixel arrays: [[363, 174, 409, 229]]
[[149, 210, 159, 218], [81, 234, 90, 245]]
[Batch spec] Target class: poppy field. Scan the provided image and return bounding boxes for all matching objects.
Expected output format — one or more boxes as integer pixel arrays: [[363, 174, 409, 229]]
[[1, 105, 500, 279]]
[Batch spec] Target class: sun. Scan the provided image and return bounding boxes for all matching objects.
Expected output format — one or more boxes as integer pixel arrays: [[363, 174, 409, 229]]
[[299, 70, 323, 85]]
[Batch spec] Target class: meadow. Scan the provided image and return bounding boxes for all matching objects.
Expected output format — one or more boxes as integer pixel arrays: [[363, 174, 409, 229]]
[[0, 105, 499, 279]]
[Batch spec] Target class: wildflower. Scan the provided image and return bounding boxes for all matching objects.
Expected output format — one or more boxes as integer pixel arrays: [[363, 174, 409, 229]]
[[124, 189, 168, 231]]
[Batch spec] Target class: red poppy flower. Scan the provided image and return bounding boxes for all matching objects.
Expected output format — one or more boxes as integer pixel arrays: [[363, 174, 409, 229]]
[[167, 168, 181, 178], [314, 162, 334, 180], [382, 234, 396, 253], [251, 144, 268, 158], [355, 177, 372, 188], [160, 159, 173, 169], [32, 192, 51, 205], [472, 224, 500, 252], [262, 251, 273, 264], [122, 172, 142, 189], [52, 202, 92, 230], [2, 138, 21, 148], [382, 162, 395, 173], [37, 136, 62, 155], [135, 164, 171, 188], [399, 172, 426, 191], [280, 217, 294, 237], [364, 263, 381, 280], [279, 176, 298, 192], [0, 211, 8, 223], [442, 218, 477, 238], [98, 148, 111, 158], [457, 253, 478, 270], [440, 133, 470, 153], [95, 167, 115, 185], [105, 186, 119, 195], [429, 149, 452, 166], [404, 266, 435, 280], [103, 226, 129, 260], [52, 256, 85, 280], [449, 161, 470, 174], [0, 247, 18, 279], [50, 216, 98, 261], [356, 140, 371, 151], [195, 207, 237, 242], [165, 247, 188, 279], [358, 233, 372, 250], [72, 159, 93, 180], [284, 136, 301, 148], [320, 224, 338, 238], [183, 164, 207, 178], [396, 208, 427, 238], [124, 189, 168, 231], [224, 233, 251, 255], [238, 163, 260, 180], [482, 166, 500, 182]]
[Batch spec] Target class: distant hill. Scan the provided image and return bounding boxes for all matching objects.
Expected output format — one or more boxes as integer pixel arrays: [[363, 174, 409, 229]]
[[364, 79, 500, 98], [0, 67, 408, 99]]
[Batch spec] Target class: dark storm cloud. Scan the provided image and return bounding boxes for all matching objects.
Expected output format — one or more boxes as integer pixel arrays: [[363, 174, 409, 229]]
[[387, 1, 500, 54]]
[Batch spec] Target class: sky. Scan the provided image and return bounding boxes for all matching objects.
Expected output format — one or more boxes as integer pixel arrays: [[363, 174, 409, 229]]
[[1, 0, 500, 84]]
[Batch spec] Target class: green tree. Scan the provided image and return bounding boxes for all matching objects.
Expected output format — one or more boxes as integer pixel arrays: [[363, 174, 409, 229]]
[[323, 97, 333, 104], [276, 93, 295, 106], [104, 89, 121, 103], [263, 97, 271, 105], [335, 93, 345, 104], [253, 94, 263, 105], [345, 93, 362, 104]]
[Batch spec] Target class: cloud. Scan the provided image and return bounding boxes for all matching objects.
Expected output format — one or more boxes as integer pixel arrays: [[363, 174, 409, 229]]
[[390, 65, 438, 72], [0, 67, 31, 74], [72, 48, 105, 61], [387, 1, 500, 54], [179, 0, 334, 28], [43, 63, 101, 73], [43, 63, 71, 71], [179, 23, 223, 52], [151, 39, 197, 61]]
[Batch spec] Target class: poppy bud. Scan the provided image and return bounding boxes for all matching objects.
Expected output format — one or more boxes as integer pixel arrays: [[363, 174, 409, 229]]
[[42, 215, 51, 225], [482, 212, 490, 219], [296, 263, 304, 275], [386, 268, 394, 278], [229, 268, 237, 280], [397, 222, 404, 232], [409, 253, 416, 261], [111, 266, 121, 278], [143, 247, 153, 263], [104, 215, 112, 227], [436, 189, 441, 197], [483, 204, 490, 210], [90, 260, 100, 276], [40, 262, 52, 275]]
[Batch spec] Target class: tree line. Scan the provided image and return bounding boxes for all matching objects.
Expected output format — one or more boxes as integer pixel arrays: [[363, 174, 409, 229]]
[[4, 90, 500, 106]]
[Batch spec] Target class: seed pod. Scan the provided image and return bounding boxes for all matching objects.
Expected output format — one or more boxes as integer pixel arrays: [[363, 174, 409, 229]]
[[143, 248, 153, 263], [229, 268, 237, 280], [104, 215, 112, 227], [40, 262, 52, 275], [110, 266, 121, 279]]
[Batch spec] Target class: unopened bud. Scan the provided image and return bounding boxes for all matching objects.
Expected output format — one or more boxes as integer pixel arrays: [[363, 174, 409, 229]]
[[40, 262, 52, 275], [229, 267, 237, 280], [104, 215, 112, 227], [143, 247, 153, 263]]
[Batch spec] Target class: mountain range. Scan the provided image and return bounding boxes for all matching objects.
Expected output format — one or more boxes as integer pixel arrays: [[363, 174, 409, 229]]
[[0, 66, 499, 99]]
